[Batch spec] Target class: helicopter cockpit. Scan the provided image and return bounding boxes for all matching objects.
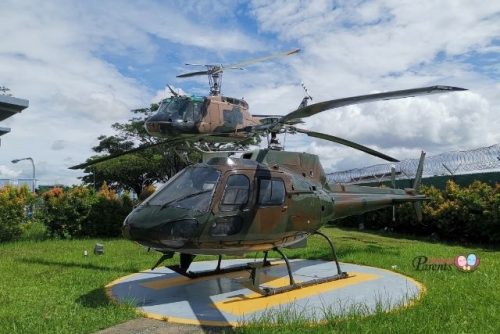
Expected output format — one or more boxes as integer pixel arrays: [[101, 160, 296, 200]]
[[123, 157, 289, 248], [146, 165, 220, 213], [144, 96, 206, 137], [158, 96, 205, 123]]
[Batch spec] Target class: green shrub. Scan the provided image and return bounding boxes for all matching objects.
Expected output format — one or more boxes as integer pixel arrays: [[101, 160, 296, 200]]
[[335, 181, 500, 244], [81, 183, 133, 237], [19, 220, 47, 241], [37, 183, 133, 238], [0, 185, 34, 242], [139, 184, 156, 201], [37, 186, 95, 238]]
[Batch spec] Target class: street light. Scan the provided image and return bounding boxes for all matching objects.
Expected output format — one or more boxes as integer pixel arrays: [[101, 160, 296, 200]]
[[11, 157, 35, 192]]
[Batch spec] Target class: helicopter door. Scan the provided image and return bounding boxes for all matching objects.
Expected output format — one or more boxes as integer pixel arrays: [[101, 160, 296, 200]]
[[251, 177, 288, 238], [211, 174, 251, 237]]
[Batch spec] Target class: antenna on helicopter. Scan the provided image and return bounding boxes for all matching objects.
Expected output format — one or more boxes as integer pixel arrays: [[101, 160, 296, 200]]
[[177, 49, 300, 96], [298, 82, 313, 109], [167, 84, 180, 97]]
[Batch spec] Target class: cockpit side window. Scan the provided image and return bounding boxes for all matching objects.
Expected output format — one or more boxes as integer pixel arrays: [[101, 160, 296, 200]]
[[258, 178, 285, 206], [220, 174, 250, 212], [192, 100, 203, 122], [146, 166, 220, 212], [158, 97, 204, 123]]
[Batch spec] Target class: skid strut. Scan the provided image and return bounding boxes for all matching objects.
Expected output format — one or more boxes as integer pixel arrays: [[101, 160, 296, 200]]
[[251, 232, 348, 296], [155, 233, 347, 296], [167, 254, 273, 279]]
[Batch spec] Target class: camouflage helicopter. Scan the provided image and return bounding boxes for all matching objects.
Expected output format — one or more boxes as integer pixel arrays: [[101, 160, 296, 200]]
[[70, 50, 466, 295], [70, 49, 465, 168], [120, 148, 428, 295], [143, 48, 465, 155]]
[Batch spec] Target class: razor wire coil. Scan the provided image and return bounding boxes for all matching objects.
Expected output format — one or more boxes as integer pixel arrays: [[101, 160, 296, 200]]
[[327, 144, 500, 184]]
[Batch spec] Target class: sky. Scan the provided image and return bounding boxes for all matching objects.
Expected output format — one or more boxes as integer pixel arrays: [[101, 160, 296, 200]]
[[0, 0, 499, 186]]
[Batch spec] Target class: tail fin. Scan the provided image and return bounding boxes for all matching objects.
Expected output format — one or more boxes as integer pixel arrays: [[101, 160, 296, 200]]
[[413, 151, 426, 191], [391, 165, 396, 222], [412, 151, 426, 222]]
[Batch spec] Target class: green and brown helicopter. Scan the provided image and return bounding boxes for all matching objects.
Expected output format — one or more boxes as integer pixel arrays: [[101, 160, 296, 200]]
[[71, 49, 466, 295]]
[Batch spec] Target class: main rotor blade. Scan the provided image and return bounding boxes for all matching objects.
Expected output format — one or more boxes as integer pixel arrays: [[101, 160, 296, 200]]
[[228, 48, 300, 69], [294, 128, 399, 162], [177, 70, 210, 78], [69, 131, 251, 170], [281, 85, 467, 123], [69, 137, 188, 170]]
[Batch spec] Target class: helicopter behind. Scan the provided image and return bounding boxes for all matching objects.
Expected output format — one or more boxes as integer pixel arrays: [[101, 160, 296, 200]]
[[144, 94, 262, 141]]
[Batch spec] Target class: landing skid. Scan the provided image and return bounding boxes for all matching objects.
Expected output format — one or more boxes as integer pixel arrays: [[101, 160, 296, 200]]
[[251, 237, 349, 296], [167, 253, 272, 279], [152, 232, 348, 296]]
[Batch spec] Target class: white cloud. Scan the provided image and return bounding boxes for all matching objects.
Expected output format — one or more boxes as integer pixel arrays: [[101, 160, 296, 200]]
[[0, 165, 21, 179], [0, 1, 498, 185], [245, 0, 500, 172], [0, 1, 264, 185]]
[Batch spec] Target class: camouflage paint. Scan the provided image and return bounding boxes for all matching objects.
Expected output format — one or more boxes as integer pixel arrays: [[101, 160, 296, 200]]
[[123, 149, 424, 255]]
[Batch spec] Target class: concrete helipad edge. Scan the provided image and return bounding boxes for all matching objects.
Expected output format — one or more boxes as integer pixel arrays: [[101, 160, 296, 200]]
[[105, 259, 425, 327]]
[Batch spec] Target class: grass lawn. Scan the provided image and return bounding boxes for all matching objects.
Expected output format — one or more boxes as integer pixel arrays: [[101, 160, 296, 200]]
[[0, 225, 499, 334]]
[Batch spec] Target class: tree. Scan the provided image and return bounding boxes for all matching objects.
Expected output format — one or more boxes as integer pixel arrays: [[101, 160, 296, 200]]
[[81, 105, 200, 195]]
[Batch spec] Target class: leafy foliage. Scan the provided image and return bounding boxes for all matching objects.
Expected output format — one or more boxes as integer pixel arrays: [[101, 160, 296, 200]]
[[81, 183, 133, 237], [37, 187, 95, 238], [138, 184, 156, 201], [336, 180, 500, 243], [37, 184, 133, 238], [0, 185, 34, 242]]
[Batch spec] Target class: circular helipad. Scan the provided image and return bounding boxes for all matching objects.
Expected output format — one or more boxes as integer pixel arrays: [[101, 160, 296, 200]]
[[106, 259, 423, 327]]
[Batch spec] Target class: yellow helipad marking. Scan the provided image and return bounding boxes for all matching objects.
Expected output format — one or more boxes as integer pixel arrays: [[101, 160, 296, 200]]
[[141, 262, 285, 290], [105, 261, 426, 328], [213, 272, 381, 316], [142, 270, 246, 289]]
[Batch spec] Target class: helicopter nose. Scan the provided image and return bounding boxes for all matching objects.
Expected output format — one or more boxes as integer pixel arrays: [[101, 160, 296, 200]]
[[122, 210, 202, 248], [122, 214, 141, 241], [145, 114, 178, 137], [122, 215, 133, 239]]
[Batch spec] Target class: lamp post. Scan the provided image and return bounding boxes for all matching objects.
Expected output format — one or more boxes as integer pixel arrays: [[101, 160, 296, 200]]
[[11, 157, 35, 192]]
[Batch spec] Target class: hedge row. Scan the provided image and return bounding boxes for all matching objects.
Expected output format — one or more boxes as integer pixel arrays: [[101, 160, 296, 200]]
[[0, 183, 135, 242], [37, 183, 133, 238], [2, 180, 499, 244], [335, 180, 500, 244], [0, 185, 34, 242]]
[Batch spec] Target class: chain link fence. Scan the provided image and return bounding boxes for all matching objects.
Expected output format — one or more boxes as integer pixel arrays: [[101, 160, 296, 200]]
[[328, 143, 500, 184]]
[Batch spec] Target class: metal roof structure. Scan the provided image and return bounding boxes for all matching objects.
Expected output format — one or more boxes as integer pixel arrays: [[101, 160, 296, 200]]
[[0, 126, 10, 136], [0, 94, 29, 142], [0, 95, 29, 122]]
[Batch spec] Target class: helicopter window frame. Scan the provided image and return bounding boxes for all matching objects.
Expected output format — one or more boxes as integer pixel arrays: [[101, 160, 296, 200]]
[[220, 174, 250, 212], [257, 177, 286, 206], [191, 100, 203, 122], [182, 100, 194, 123], [145, 166, 221, 212]]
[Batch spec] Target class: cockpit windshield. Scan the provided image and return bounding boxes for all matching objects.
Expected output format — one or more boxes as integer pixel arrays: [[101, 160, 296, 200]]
[[146, 166, 220, 212], [157, 97, 204, 123]]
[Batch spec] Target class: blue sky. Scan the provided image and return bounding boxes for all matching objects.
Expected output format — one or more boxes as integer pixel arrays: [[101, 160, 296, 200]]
[[0, 0, 499, 185]]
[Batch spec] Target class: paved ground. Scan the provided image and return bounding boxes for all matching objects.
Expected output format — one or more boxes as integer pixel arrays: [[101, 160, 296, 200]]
[[96, 318, 232, 334], [106, 259, 423, 327]]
